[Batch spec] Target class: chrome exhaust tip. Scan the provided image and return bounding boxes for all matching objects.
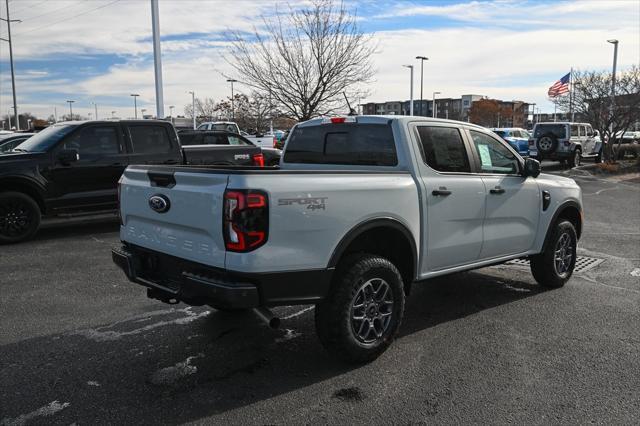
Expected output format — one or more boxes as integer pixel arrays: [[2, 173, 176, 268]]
[[253, 307, 280, 329]]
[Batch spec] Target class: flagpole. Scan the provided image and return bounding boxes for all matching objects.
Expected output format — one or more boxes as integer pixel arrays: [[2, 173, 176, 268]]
[[554, 102, 557, 122], [569, 67, 574, 122]]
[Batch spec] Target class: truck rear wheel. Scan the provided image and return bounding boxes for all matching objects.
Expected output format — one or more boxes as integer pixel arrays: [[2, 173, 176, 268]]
[[530, 220, 577, 288], [0, 192, 41, 244], [315, 254, 405, 363]]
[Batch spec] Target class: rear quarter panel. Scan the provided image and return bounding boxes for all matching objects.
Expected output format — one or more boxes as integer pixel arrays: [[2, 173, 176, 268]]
[[225, 172, 420, 273]]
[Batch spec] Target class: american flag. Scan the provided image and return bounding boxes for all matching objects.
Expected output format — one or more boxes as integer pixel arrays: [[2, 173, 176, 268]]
[[548, 73, 571, 97]]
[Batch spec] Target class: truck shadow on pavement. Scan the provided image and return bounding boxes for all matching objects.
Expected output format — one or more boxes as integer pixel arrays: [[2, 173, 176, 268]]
[[0, 269, 542, 425], [34, 218, 120, 242]]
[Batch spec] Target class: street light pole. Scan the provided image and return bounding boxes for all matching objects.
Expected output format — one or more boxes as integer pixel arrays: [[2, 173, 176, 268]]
[[226, 79, 237, 120], [607, 39, 619, 133], [1, 0, 21, 130], [402, 65, 414, 115], [415, 56, 428, 116], [92, 102, 98, 120], [130, 94, 139, 119], [66, 100, 75, 120], [188, 91, 195, 129], [169, 105, 174, 118], [432, 91, 441, 118], [151, 0, 164, 119]]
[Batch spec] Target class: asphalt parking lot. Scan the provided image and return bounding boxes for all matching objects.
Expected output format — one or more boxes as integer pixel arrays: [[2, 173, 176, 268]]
[[1, 164, 639, 425]]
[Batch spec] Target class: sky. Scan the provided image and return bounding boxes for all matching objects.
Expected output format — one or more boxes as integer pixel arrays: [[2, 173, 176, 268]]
[[0, 0, 638, 121]]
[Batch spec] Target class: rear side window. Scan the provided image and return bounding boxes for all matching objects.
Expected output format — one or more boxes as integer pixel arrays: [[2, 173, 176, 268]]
[[416, 126, 470, 173], [571, 125, 579, 137], [129, 125, 172, 154], [283, 123, 397, 166]]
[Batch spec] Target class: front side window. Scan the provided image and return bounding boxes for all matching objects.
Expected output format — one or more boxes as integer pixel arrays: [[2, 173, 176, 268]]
[[470, 130, 519, 175], [129, 125, 172, 154], [416, 126, 470, 173], [63, 126, 119, 156], [228, 135, 251, 146]]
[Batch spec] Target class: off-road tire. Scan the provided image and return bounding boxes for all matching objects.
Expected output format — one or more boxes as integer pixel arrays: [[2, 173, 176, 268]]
[[0, 192, 41, 244], [530, 220, 577, 289], [315, 253, 405, 364], [537, 133, 558, 154], [568, 148, 581, 168]]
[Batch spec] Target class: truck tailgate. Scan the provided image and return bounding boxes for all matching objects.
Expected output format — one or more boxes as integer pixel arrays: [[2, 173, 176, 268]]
[[119, 166, 228, 268]]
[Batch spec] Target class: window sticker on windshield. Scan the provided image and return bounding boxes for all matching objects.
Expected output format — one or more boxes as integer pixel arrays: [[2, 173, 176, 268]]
[[478, 144, 492, 166]]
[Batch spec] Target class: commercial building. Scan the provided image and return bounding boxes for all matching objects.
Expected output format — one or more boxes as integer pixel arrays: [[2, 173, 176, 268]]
[[361, 94, 527, 125]]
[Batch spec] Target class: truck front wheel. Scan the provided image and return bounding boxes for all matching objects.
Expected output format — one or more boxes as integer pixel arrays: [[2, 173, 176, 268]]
[[0, 192, 41, 244], [530, 220, 577, 288], [315, 254, 405, 363]]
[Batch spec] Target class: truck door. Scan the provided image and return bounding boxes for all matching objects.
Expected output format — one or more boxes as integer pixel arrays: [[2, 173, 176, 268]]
[[48, 123, 127, 212], [412, 124, 486, 272], [466, 129, 540, 259]]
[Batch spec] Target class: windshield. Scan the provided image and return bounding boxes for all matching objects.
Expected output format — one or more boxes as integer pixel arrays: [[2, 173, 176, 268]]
[[15, 124, 78, 152], [493, 130, 508, 138], [534, 124, 566, 139]]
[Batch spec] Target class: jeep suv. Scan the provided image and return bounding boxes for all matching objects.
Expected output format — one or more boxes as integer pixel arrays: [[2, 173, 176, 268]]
[[529, 122, 602, 166]]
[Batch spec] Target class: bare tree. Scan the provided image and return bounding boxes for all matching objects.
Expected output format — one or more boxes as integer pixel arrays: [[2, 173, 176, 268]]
[[555, 66, 640, 161], [184, 97, 218, 121], [225, 0, 375, 121]]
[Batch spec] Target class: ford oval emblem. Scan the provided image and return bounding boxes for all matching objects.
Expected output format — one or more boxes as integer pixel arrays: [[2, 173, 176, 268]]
[[148, 194, 170, 213]]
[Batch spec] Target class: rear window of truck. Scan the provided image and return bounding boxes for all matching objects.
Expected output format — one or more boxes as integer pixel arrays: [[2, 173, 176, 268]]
[[283, 123, 397, 166]]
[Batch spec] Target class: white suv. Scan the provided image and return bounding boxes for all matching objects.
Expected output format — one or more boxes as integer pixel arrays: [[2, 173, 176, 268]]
[[530, 122, 603, 166]]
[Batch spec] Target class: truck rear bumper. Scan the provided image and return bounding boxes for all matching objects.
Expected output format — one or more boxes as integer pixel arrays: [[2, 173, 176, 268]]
[[112, 244, 332, 308]]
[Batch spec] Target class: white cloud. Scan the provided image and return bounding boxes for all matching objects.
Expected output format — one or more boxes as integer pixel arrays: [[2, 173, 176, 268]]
[[0, 0, 638, 119]]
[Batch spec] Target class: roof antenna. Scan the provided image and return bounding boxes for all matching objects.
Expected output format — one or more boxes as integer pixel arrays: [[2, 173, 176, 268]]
[[343, 92, 357, 116]]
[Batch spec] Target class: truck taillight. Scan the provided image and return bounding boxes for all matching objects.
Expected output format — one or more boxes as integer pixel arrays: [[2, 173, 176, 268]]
[[252, 153, 265, 167], [223, 190, 268, 252], [273, 136, 277, 148]]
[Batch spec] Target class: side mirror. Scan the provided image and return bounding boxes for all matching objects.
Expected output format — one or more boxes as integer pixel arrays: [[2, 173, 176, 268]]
[[58, 148, 79, 164], [523, 157, 541, 178]]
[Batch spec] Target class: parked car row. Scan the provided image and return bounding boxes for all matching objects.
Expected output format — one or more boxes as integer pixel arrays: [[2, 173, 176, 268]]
[[489, 122, 606, 167], [0, 120, 281, 244]]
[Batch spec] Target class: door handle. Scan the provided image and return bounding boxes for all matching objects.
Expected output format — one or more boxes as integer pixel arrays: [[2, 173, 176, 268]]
[[490, 187, 506, 194], [432, 187, 452, 196]]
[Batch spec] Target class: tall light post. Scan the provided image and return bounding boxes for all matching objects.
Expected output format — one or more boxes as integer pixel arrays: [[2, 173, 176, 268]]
[[402, 65, 414, 115], [130, 94, 140, 119], [415, 56, 428, 116], [432, 91, 441, 118], [226, 79, 237, 120], [151, 0, 164, 119], [169, 105, 174, 118], [188, 91, 195, 129], [91, 102, 98, 120], [66, 100, 75, 120], [1, 0, 21, 130], [607, 39, 619, 133]]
